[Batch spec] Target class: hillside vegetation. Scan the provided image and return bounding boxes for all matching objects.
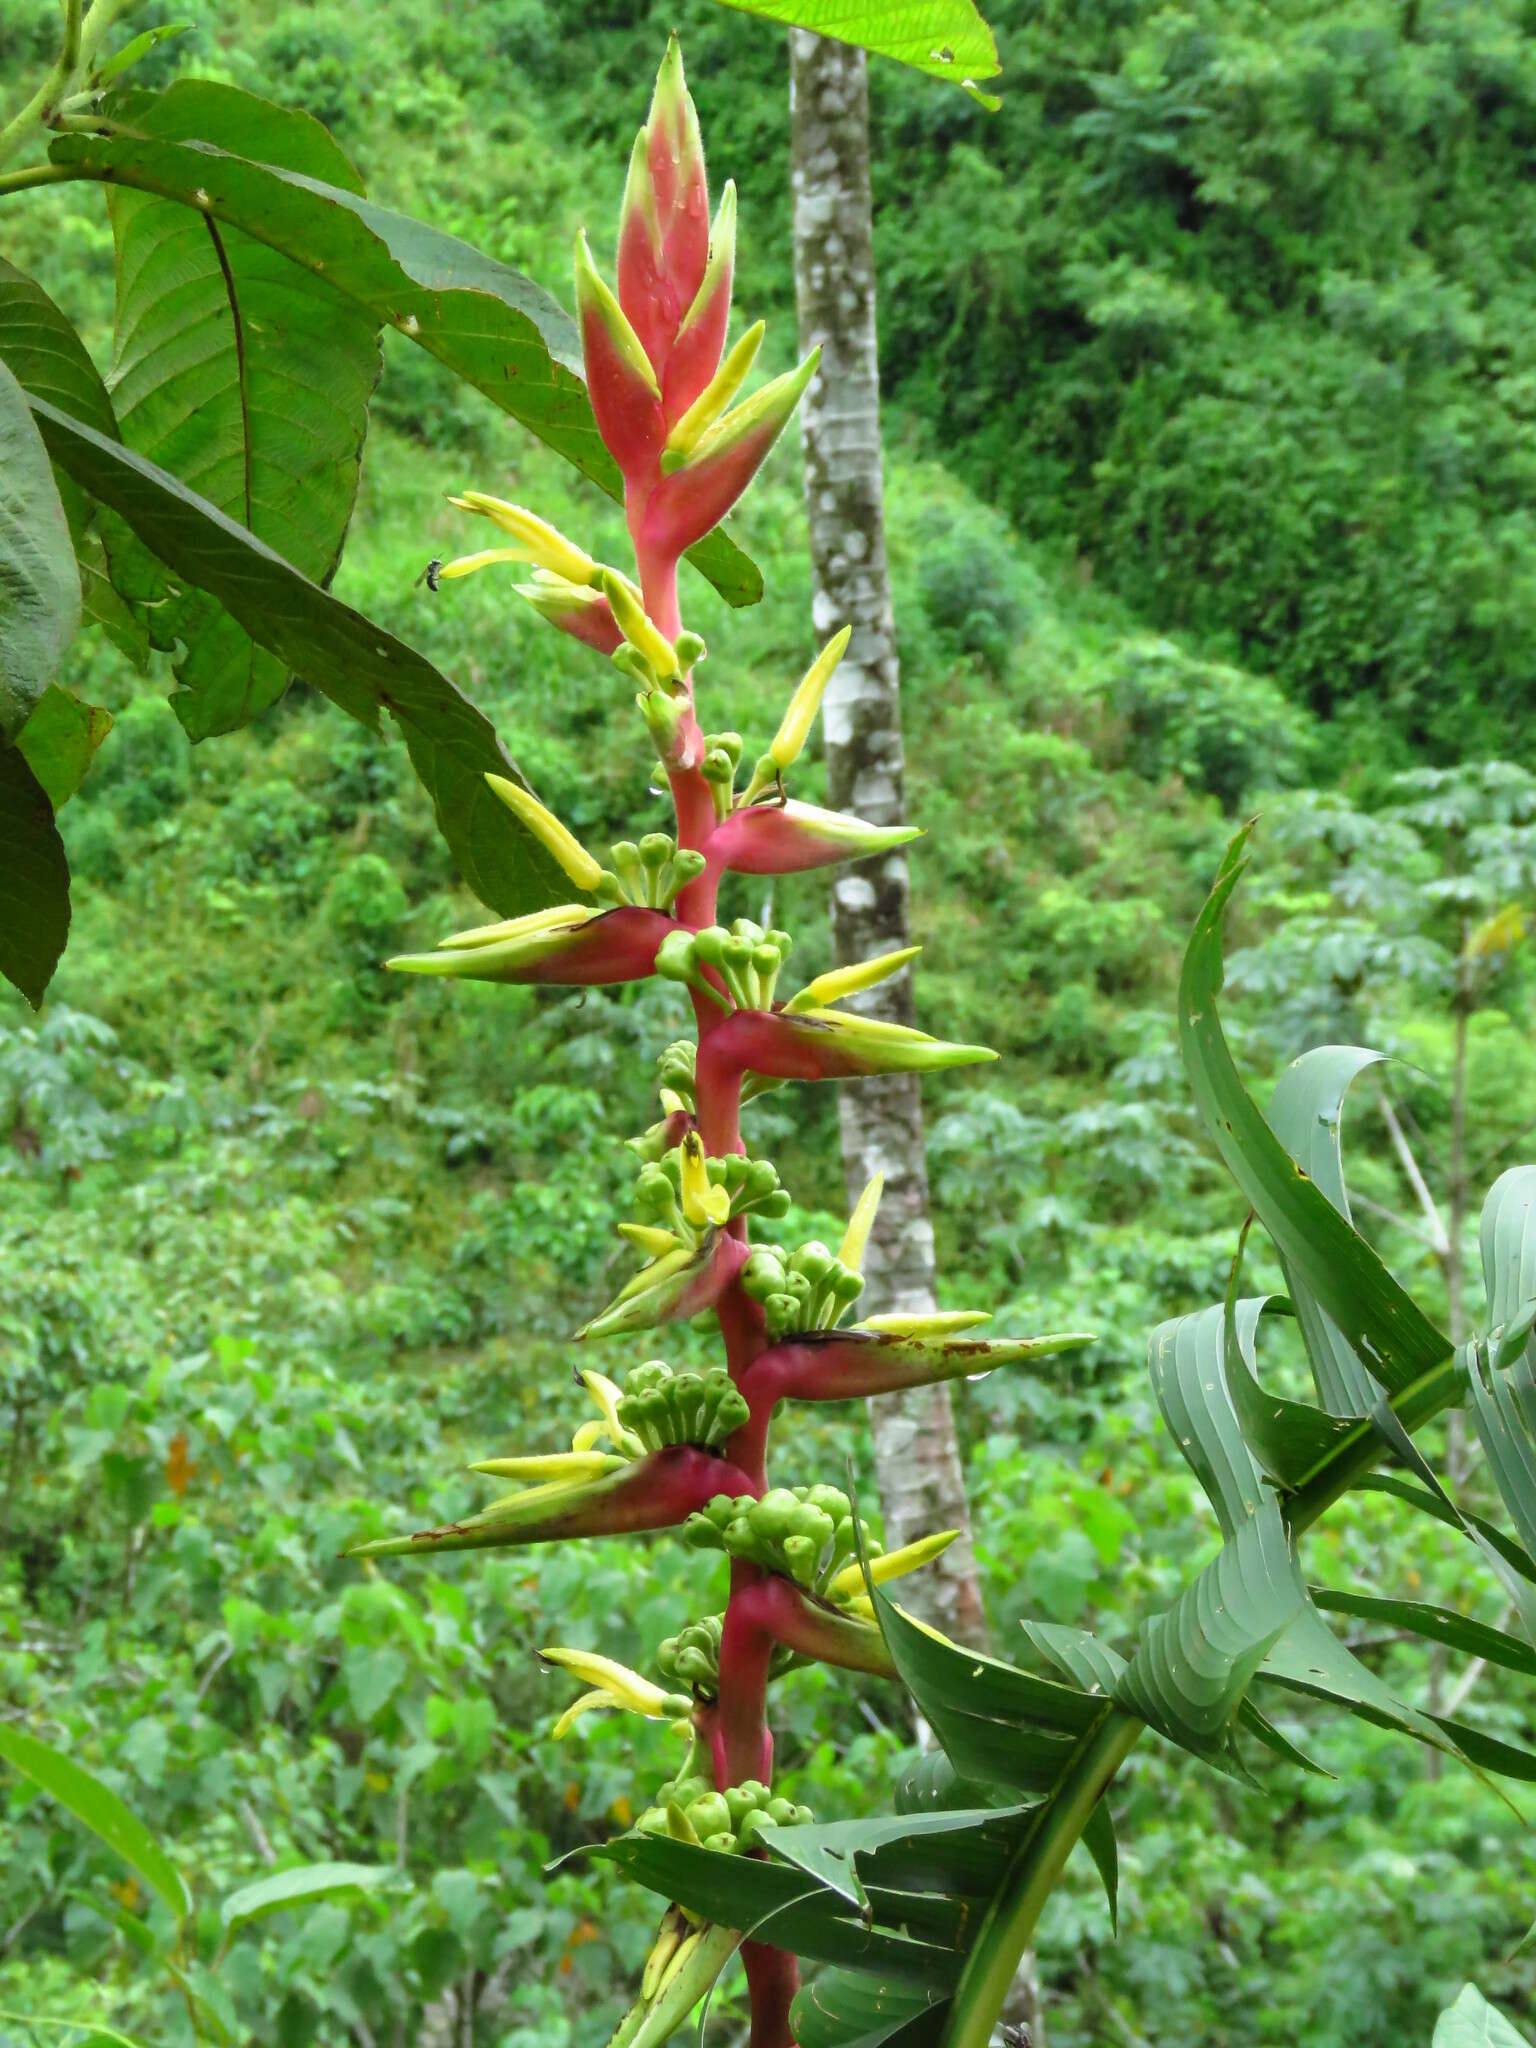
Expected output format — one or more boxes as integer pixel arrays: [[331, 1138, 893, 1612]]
[[2, 3, 1535, 2044]]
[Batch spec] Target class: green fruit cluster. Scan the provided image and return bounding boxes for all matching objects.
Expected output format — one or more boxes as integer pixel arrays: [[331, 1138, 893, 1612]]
[[656, 917, 794, 1011], [617, 1361, 748, 1451], [633, 1147, 790, 1235], [700, 729, 744, 817], [740, 1240, 864, 1340], [682, 1485, 880, 1594], [635, 1774, 813, 1850], [655, 1613, 794, 1697], [596, 832, 706, 912]]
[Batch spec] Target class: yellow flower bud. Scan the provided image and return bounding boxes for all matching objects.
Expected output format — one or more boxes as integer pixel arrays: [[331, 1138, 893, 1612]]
[[824, 1529, 960, 1603], [446, 493, 599, 586], [784, 946, 921, 1015], [484, 776, 605, 891], [679, 1132, 730, 1229], [837, 1174, 884, 1273], [602, 570, 681, 681]]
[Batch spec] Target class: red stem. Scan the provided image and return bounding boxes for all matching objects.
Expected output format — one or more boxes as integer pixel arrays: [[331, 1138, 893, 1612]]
[[642, 493, 799, 2041]]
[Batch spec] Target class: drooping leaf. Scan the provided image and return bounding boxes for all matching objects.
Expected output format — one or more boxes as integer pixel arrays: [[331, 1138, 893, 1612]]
[[1220, 1283, 1363, 1492], [790, 1968, 949, 2048], [1081, 1798, 1119, 1933], [0, 357, 79, 744], [1180, 829, 1451, 1398], [0, 1723, 190, 1921], [0, 743, 69, 1007], [220, 1860, 402, 1930], [100, 83, 383, 738], [1267, 1046, 1385, 1415], [714, 0, 999, 97], [29, 395, 568, 917], [17, 684, 112, 806], [1433, 1984, 1534, 2048], [49, 110, 759, 608]]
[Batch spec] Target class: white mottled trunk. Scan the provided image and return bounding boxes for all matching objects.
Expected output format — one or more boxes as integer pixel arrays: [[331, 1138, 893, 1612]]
[[789, 28, 988, 1654]]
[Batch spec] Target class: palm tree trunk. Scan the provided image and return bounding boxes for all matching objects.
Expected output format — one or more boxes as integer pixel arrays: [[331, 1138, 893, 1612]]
[[788, 27, 987, 1655]]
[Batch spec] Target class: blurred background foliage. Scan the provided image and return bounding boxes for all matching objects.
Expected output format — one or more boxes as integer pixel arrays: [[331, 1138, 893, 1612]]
[[2, 0, 1536, 2042]]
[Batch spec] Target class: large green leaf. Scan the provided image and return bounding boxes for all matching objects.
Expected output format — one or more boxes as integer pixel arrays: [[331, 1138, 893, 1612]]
[[49, 106, 759, 609], [1481, 1168, 1536, 1361], [1267, 1047, 1385, 1415], [102, 83, 383, 739], [0, 1722, 190, 1921], [0, 742, 69, 1008], [1433, 1985, 1533, 2048], [29, 395, 567, 917], [757, 1804, 1037, 1912], [0, 357, 79, 744], [1180, 829, 1451, 1398], [0, 257, 147, 666], [714, 0, 999, 94], [1220, 1286, 1362, 1492]]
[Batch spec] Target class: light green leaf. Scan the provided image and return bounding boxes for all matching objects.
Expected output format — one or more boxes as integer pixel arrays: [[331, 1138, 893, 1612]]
[[29, 395, 568, 919], [715, 0, 999, 94], [1180, 829, 1451, 1397], [16, 684, 113, 806], [1147, 1299, 1270, 1535], [1481, 1168, 1536, 1364], [1434, 1985, 1534, 2048], [1268, 1046, 1385, 1415], [221, 1860, 401, 1931], [0, 2014, 148, 2046], [102, 83, 382, 739], [344, 1646, 407, 1724], [0, 742, 69, 1008], [1115, 1498, 1305, 1755], [50, 108, 759, 609], [0, 1722, 190, 1921], [0, 357, 79, 744], [93, 21, 193, 87]]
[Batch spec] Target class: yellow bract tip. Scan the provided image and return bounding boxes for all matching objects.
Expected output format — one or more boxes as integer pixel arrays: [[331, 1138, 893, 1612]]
[[679, 1131, 730, 1229], [785, 946, 921, 1016], [837, 1173, 884, 1273]]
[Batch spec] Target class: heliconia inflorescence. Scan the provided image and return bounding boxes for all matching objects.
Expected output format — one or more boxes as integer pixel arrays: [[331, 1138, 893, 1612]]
[[358, 40, 1093, 2046]]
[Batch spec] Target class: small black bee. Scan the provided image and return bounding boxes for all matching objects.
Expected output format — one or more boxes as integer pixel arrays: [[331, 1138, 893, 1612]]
[[416, 558, 443, 593]]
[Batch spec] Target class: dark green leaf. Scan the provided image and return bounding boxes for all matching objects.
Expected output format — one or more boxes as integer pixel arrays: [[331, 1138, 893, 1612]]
[[1081, 1798, 1119, 1933], [791, 1969, 949, 2048], [17, 684, 112, 806], [1021, 1620, 1127, 1697], [0, 743, 69, 1007], [758, 1803, 1036, 1911], [1220, 1285, 1363, 1492], [100, 83, 382, 739], [0, 358, 79, 743], [1312, 1588, 1536, 1676], [1180, 829, 1450, 1396], [50, 110, 759, 608], [0, 1722, 190, 1920], [29, 395, 568, 916]]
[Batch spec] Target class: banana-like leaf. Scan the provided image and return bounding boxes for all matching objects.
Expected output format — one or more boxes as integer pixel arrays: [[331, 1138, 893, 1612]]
[[49, 106, 758, 609], [791, 1970, 948, 2048], [1482, 1168, 1536, 1364], [100, 84, 383, 740], [1021, 1620, 1126, 1698], [1464, 1337, 1536, 1566], [1181, 828, 1450, 1397], [29, 396, 569, 919], [1268, 1047, 1385, 1415], [1433, 1985, 1533, 2048]]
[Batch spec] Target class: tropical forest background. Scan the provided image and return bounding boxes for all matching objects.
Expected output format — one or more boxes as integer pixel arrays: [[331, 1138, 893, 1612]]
[[4, 0, 1536, 2042]]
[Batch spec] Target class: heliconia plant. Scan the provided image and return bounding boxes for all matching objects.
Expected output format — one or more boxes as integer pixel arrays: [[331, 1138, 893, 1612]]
[[349, 39, 1090, 2046]]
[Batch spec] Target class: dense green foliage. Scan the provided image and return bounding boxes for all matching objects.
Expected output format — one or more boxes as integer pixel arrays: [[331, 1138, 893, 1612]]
[[3, 2, 1536, 2044]]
